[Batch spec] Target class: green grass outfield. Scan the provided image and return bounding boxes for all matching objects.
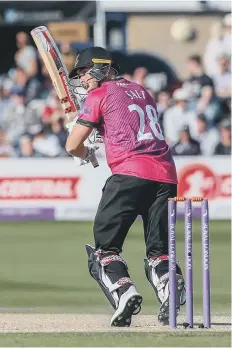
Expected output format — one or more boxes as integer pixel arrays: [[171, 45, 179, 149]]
[[0, 220, 230, 347], [0, 332, 231, 347]]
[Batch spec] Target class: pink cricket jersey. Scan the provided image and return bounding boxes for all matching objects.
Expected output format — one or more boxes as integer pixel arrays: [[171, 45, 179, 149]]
[[77, 79, 178, 184]]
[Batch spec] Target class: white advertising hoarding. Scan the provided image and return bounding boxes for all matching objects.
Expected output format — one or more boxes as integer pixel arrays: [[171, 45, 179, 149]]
[[0, 156, 230, 220]]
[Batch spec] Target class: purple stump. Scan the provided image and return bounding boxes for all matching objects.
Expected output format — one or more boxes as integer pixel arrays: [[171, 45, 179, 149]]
[[168, 199, 177, 328], [201, 199, 211, 328], [185, 200, 193, 328]]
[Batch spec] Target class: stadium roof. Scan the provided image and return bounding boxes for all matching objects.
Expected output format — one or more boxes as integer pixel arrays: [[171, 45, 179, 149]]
[[100, 0, 231, 13], [0, 1, 96, 24]]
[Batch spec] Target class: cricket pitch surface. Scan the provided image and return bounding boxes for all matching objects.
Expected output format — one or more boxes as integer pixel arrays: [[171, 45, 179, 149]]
[[0, 314, 231, 333]]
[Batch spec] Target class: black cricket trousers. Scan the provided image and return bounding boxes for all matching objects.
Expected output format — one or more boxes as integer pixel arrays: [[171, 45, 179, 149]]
[[93, 174, 177, 258]]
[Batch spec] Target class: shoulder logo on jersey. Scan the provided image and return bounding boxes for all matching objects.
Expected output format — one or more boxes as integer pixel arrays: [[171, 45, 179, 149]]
[[79, 105, 91, 115]]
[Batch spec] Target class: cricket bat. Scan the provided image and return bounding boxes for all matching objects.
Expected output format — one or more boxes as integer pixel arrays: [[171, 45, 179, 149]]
[[30, 26, 99, 168]]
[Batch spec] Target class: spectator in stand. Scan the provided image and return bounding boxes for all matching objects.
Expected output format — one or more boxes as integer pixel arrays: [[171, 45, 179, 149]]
[[14, 32, 38, 78], [171, 125, 201, 156], [0, 127, 14, 157], [32, 124, 64, 157], [213, 54, 231, 115], [204, 14, 231, 77], [2, 81, 44, 150], [42, 90, 65, 125], [1, 89, 27, 147], [213, 54, 231, 97], [156, 90, 171, 135], [132, 67, 148, 87], [163, 88, 196, 146], [146, 88, 155, 100], [192, 114, 219, 156], [10, 67, 26, 95], [203, 20, 223, 77], [214, 119, 231, 155], [0, 76, 13, 121], [50, 118, 67, 149], [125, 69, 155, 99], [122, 73, 133, 81], [18, 135, 40, 157], [10, 66, 41, 104], [184, 54, 221, 126], [60, 43, 76, 74], [24, 99, 46, 135], [39, 57, 54, 98], [221, 13, 232, 59]]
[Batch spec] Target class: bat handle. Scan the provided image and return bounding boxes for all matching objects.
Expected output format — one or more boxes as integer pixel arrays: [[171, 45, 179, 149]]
[[90, 151, 99, 168]]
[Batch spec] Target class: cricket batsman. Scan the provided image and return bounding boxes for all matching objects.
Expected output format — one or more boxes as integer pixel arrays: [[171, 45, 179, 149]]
[[66, 47, 185, 327]]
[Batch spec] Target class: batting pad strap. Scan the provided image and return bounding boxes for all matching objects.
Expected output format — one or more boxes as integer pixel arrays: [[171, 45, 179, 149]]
[[148, 258, 163, 268], [148, 256, 180, 268], [99, 254, 127, 267], [108, 277, 133, 292], [146, 258, 169, 289], [156, 273, 169, 291]]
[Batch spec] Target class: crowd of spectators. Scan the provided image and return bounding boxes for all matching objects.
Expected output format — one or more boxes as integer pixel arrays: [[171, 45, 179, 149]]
[[0, 13, 231, 158]]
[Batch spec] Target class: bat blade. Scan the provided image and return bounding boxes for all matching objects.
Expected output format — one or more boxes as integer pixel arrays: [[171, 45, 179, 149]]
[[31, 26, 99, 168], [31, 26, 78, 120]]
